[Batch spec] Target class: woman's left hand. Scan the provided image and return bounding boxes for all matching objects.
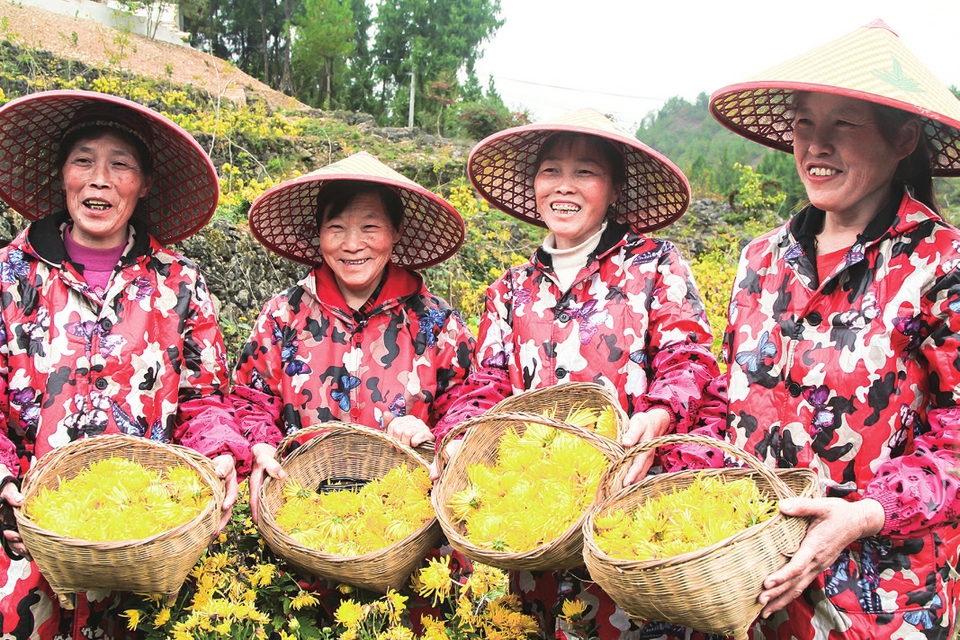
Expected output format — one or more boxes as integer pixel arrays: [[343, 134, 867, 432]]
[[758, 497, 885, 618], [620, 408, 671, 486], [384, 415, 435, 448], [211, 454, 239, 534]]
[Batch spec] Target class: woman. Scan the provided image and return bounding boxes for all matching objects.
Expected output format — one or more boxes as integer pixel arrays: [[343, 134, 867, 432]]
[[706, 20, 960, 639], [0, 90, 250, 639], [435, 109, 726, 640]]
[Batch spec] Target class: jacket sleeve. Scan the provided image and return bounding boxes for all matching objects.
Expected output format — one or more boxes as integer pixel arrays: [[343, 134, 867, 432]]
[[863, 268, 960, 537], [230, 305, 286, 449], [432, 277, 515, 444], [427, 309, 476, 439], [633, 243, 726, 435], [172, 270, 252, 476], [0, 312, 18, 476]]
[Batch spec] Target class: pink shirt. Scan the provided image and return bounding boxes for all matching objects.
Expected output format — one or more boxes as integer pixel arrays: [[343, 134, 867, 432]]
[[62, 228, 126, 293]]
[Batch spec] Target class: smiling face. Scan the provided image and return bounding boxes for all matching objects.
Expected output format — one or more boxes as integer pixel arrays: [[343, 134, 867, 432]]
[[61, 131, 153, 249], [792, 92, 919, 227], [319, 192, 402, 309], [533, 135, 622, 250]]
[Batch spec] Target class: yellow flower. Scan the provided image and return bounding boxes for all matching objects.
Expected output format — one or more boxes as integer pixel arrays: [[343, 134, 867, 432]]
[[290, 590, 320, 610], [334, 599, 365, 628], [420, 615, 448, 640], [385, 589, 408, 624], [416, 558, 452, 606], [122, 609, 142, 630], [250, 563, 276, 587], [560, 598, 588, 621], [153, 607, 171, 628]]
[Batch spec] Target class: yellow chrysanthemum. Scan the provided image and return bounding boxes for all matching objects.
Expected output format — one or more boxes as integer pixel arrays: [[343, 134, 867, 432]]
[[560, 598, 588, 621], [123, 609, 142, 631], [417, 558, 452, 606], [153, 607, 171, 628], [290, 590, 320, 610], [334, 599, 365, 628]]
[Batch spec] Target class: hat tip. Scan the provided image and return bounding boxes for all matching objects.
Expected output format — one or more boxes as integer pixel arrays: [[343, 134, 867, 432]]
[[861, 18, 898, 36]]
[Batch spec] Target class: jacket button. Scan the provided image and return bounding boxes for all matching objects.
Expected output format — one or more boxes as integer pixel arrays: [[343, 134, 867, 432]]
[[99, 318, 113, 332], [788, 382, 802, 397], [556, 367, 568, 379], [558, 312, 570, 323], [806, 312, 822, 326], [94, 378, 108, 390]]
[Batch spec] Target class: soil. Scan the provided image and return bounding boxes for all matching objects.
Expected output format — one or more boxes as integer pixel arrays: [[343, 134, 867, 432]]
[[0, 1, 307, 110]]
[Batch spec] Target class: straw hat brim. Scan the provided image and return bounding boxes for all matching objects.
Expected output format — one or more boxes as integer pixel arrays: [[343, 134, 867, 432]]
[[468, 109, 690, 232], [248, 152, 465, 269], [709, 22, 960, 176], [0, 90, 220, 244]]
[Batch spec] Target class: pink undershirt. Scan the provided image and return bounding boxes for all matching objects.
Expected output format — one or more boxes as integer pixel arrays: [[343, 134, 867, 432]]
[[62, 228, 126, 293]]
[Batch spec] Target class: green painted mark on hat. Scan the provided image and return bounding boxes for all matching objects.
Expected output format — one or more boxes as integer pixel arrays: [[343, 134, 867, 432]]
[[872, 57, 924, 93]]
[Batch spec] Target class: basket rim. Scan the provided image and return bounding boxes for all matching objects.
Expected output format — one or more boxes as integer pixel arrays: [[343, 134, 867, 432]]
[[16, 434, 224, 548], [584, 466, 819, 570]]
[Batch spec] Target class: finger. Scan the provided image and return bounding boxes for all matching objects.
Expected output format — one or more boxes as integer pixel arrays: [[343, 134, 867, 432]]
[[264, 457, 287, 481], [621, 415, 649, 448], [217, 507, 233, 535], [621, 452, 653, 487], [410, 429, 435, 448], [427, 461, 439, 482], [249, 468, 264, 524], [4, 530, 30, 562]]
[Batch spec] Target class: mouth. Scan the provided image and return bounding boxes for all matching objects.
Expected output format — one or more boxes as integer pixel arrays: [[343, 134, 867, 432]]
[[83, 199, 112, 211], [550, 203, 581, 213], [807, 166, 839, 177], [340, 258, 370, 266]]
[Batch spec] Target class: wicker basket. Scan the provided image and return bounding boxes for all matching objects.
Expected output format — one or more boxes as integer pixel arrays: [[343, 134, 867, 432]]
[[14, 434, 226, 609], [490, 382, 628, 442], [257, 422, 440, 593], [433, 411, 624, 571], [583, 433, 820, 640]]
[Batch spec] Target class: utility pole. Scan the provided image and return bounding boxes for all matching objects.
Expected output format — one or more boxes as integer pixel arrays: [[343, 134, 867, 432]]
[[408, 65, 416, 129]]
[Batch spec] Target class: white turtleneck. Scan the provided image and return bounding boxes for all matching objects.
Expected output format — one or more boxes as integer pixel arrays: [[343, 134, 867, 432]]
[[541, 222, 607, 292]]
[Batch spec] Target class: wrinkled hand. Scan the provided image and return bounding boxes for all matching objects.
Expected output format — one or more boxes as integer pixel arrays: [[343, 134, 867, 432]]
[[758, 497, 885, 618], [384, 415, 435, 448], [249, 443, 286, 524], [429, 439, 462, 482], [212, 455, 240, 534], [620, 408, 671, 486], [0, 464, 29, 561]]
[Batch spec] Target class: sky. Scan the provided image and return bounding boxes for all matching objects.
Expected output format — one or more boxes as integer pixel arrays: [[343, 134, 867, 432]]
[[472, 0, 960, 132]]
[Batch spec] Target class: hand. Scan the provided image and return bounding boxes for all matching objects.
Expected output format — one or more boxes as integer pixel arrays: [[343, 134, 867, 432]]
[[212, 454, 239, 534], [758, 497, 885, 618], [0, 465, 29, 561], [620, 408, 671, 486], [384, 415, 435, 448], [429, 439, 462, 481], [249, 443, 286, 524]]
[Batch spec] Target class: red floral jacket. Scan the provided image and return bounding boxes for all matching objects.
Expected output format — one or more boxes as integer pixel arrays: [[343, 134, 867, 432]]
[[232, 262, 475, 445], [435, 221, 725, 444], [720, 191, 960, 639], [0, 212, 250, 640]]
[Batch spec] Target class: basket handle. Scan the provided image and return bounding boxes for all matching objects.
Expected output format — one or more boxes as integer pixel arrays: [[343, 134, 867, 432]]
[[434, 410, 625, 476], [602, 433, 798, 502], [274, 422, 431, 469]]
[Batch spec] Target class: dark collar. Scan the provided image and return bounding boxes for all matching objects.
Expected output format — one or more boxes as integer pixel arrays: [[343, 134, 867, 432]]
[[27, 211, 152, 266]]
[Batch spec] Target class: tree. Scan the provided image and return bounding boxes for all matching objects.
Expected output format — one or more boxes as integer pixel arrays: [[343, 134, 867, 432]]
[[291, 0, 354, 108]]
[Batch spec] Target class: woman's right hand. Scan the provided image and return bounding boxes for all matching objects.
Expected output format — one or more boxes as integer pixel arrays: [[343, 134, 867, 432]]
[[249, 443, 286, 524], [0, 464, 29, 561]]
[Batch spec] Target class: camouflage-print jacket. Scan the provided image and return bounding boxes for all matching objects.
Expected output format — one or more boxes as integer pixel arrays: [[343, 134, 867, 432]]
[[435, 221, 725, 443], [0, 212, 249, 476], [231, 262, 475, 446], [723, 191, 960, 638]]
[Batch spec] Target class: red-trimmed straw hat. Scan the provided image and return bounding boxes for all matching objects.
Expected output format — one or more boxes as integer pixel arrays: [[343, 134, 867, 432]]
[[249, 151, 465, 269], [710, 19, 960, 176], [468, 108, 690, 232], [0, 90, 219, 244]]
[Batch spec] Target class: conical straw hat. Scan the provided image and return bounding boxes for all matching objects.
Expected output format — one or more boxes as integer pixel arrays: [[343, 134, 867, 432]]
[[249, 151, 464, 268], [468, 108, 690, 231], [0, 90, 219, 244], [710, 20, 960, 176]]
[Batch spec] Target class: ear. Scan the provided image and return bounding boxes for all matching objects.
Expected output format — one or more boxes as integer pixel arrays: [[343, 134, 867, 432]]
[[138, 174, 154, 200], [895, 118, 922, 159]]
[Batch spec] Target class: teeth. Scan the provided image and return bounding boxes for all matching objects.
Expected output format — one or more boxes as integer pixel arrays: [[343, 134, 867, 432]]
[[809, 167, 838, 177], [551, 203, 580, 212], [84, 200, 111, 210], [342, 259, 367, 265]]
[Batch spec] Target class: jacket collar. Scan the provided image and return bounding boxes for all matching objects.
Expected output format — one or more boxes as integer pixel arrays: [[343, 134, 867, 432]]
[[26, 211, 153, 267], [534, 219, 631, 272], [306, 261, 423, 315]]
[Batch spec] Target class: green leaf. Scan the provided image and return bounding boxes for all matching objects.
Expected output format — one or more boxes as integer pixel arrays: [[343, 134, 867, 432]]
[[871, 57, 924, 93]]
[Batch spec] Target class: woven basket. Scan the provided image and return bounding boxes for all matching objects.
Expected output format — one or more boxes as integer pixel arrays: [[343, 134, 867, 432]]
[[433, 411, 624, 571], [583, 434, 819, 640], [14, 434, 225, 609], [490, 382, 628, 442], [257, 422, 440, 593]]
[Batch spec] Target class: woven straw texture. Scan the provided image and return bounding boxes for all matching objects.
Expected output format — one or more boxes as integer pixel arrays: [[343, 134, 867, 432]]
[[257, 422, 440, 593], [710, 21, 960, 176], [433, 411, 623, 571], [583, 434, 819, 640], [490, 382, 628, 442], [249, 151, 464, 268], [468, 108, 690, 232], [0, 90, 220, 243], [15, 434, 225, 608]]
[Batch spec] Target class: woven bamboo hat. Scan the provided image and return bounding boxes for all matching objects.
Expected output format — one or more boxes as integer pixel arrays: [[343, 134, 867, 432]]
[[468, 108, 690, 231], [249, 151, 465, 268], [710, 20, 960, 176], [0, 90, 220, 244]]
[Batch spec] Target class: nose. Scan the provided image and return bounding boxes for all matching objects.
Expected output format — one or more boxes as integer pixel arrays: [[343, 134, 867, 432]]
[[806, 124, 834, 156], [342, 226, 364, 250], [89, 159, 111, 188]]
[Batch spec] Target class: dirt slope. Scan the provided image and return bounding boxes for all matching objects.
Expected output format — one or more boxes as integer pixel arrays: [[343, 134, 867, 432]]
[[0, 1, 306, 110]]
